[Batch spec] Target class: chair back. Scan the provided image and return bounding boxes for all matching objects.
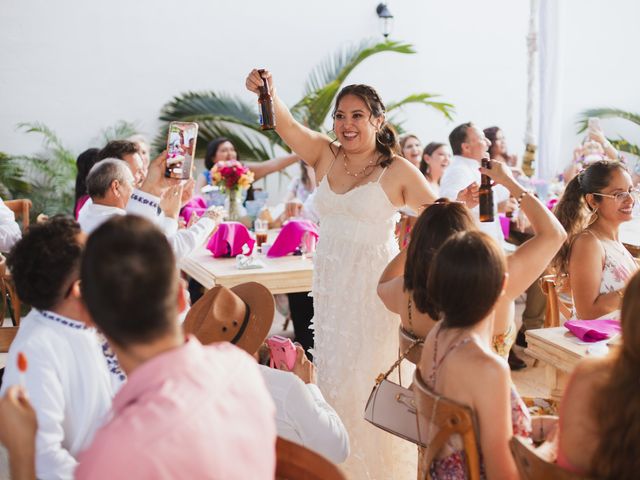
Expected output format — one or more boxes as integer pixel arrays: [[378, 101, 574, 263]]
[[539, 275, 573, 328], [4, 199, 32, 230], [509, 436, 592, 480], [275, 436, 346, 480], [0, 326, 18, 352], [397, 213, 416, 249], [413, 371, 481, 480], [0, 253, 23, 325]]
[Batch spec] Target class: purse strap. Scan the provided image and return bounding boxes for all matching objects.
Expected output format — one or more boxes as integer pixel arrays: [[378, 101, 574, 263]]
[[375, 338, 422, 385]]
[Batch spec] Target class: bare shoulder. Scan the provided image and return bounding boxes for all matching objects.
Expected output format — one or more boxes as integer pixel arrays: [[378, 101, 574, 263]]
[[568, 355, 612, 392], [314, 141, 342, 180], [571, 230, 602, 254]]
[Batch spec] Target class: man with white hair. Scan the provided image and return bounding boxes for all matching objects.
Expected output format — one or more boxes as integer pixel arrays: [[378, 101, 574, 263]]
[[77, 159, 134, 234]]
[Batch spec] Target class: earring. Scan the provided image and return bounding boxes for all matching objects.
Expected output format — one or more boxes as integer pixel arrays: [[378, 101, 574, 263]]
[[587, 207, 599, 226]]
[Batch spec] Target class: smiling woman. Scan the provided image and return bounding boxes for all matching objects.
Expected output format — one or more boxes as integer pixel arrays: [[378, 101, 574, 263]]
[[245, 69, 437, 479]]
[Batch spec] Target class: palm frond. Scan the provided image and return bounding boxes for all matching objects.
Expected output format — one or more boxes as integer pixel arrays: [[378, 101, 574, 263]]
[[0, 152, 31, 199], [577, 108, 640, 132], [17, 122, 70, 155], [610, 139, 640, 157], [96, 120, 139, 144], [386, 93, 456, 121], [298, 39, 417, 129]]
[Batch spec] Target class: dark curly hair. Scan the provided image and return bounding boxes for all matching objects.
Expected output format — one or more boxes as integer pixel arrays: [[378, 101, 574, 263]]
[[7, 216, 83, 310], [332, 84, 399, 167]]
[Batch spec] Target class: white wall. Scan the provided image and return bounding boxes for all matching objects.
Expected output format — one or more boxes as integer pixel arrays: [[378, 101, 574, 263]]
[[1, 0, 638, 182]]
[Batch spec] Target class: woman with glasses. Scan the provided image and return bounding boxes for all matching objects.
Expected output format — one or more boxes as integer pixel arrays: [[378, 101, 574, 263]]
[[553, 160, 638, 320]]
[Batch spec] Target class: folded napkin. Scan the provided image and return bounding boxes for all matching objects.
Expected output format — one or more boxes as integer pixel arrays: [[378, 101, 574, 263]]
[[499, 215, 510, 240], [267, 219, 319, 258], [180, 196, 207, 224], [564, 318, 621, 342], [206, 222, 255, 258]]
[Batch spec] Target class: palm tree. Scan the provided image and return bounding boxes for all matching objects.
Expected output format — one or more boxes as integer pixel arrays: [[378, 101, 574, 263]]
[[578, 108, 640, 156], [155, 39, 455, 161]]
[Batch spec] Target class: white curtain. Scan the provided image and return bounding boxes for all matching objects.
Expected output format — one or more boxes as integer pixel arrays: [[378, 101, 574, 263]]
[[537, 0, 563, 179]]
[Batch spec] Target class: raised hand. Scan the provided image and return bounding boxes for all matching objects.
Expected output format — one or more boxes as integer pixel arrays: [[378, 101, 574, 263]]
[[245, 68, 274, 96]]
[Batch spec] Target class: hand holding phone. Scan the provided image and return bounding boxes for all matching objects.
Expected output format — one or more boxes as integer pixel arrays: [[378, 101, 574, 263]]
[[165, 122, 199, 179], [267, 335, 297, 371]]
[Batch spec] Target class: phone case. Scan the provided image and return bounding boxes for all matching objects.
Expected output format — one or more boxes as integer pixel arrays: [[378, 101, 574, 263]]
[[267, 335, 297, 371], [165, 121, 199, 179]]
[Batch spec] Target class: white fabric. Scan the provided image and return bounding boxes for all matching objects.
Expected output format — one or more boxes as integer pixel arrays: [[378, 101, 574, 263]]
[[0, 198, 21, 252], [258, 365, 349, 464], [311, 170, 415, 479], [440, 155, 510, 243], [0, 310, 120, 480], [77, 201, 125, 234], [78, 190, 214, 260]]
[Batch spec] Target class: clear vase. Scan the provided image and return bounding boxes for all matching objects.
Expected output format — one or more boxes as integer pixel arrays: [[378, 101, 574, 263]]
[[226, 189, 242, 221]]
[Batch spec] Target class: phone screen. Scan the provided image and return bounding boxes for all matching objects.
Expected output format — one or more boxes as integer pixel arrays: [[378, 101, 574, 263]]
[[165, 122, 198, 179]]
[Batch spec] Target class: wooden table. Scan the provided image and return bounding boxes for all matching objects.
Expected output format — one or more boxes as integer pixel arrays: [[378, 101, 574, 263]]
[[180, 246, 313, 294], [524, 327, 611, 401]]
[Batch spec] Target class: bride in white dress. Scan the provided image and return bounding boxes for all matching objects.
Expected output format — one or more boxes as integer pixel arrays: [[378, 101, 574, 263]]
[[246, 71, 440, 479]]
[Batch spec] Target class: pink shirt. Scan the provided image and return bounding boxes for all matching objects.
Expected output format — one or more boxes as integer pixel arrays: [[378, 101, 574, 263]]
[[75, 337, 276, 479]]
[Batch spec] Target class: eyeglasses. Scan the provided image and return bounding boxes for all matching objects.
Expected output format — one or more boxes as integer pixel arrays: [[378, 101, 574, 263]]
[[592, 189, 639, 203]]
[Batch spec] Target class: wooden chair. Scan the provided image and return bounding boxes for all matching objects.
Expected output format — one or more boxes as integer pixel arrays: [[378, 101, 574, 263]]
[[4, 199, 32, 230], [0, 326, 18, 353], [539, 275, 573, 328], [0, 254, 22, 325], [275, 436, 346, 480], [509, 436, 592, 480], [397, 213, 416, 249], [413, 371, 481, 480]]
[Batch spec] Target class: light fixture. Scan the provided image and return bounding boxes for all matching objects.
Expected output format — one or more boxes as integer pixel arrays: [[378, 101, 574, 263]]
[[376, 3, 394, 39]]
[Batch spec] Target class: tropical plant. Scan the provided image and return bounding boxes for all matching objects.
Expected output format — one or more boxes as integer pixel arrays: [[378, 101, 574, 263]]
[[155, 39, 455, 161], [577, 108, 640, 156], [94, 120, 139, 145], [0, 152, 32, 200]]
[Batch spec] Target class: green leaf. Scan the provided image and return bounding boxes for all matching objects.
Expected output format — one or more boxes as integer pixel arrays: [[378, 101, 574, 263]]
[[610, 139, 640, 157], [577, 108, 640, 132], [96, 120, 139, 144], [386, 93, 456, 121]]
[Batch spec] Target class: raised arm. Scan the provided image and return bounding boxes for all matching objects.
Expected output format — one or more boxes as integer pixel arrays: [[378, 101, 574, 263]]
[[480, 160, 566, 300], [246, 69, 331, 167], [245, 153, 300, 181]]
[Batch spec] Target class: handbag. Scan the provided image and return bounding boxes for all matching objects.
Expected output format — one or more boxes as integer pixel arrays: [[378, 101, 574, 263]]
[[364, 339, 426, 446]]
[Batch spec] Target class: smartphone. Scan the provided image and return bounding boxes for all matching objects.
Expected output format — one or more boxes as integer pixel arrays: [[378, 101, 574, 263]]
[[266, 335, 297, 371], [165, 121, 198, 179], [587, 117, 601, 132]]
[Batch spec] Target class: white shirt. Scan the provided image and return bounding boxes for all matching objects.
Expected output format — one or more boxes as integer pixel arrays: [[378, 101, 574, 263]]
[[78, 190, 215, 260], [439, 155, 510, 243], [258, 365, 349, 464], [0, 198, 22, 252], [0, 309, 122, 480]]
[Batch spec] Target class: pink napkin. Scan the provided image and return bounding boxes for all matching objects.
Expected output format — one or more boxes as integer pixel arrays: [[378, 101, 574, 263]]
[[564, 319, 621, 342], [499, 215, 510, 240], [180, 196, 207, 224], [206, 222, 255, 258], [267, 220, 319, 258]]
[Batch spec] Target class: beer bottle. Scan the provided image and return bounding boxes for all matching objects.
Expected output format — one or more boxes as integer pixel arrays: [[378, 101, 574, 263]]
[[479, 158, 494, 222], [258, 69, 276, 130]]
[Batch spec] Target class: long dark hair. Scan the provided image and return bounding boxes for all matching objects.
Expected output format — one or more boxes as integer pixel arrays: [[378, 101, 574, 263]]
[[404, 200, 477, 316], [74, 148, 99, 205], [419, 142, 446, 179], [552, 160, 626, 275], [483, 126, 503, 159], [591, 270, 640, 478], [332, 84, 399, 167], [204, 137, 239, 170]]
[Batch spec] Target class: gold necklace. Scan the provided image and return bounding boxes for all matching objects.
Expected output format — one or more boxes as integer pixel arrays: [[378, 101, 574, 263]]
[[343, 151, 377, 177]]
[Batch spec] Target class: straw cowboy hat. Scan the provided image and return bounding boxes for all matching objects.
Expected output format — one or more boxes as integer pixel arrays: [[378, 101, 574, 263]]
[[183, 282, 275, 355]]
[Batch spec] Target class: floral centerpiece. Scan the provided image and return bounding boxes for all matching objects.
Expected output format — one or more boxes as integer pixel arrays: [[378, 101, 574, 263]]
[[210, 160, 254, 220]]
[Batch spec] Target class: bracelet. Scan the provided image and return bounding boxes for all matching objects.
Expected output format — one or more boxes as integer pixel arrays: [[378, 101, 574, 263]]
[[516, 190, 529, 205]]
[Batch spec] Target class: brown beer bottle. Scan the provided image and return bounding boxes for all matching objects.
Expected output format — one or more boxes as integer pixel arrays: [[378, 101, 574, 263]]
[[479, 158, 494, 222], [258, 69, 276, 130]]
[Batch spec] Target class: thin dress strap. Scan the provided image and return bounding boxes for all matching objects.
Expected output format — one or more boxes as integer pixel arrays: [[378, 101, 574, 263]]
[[376, 166, 389, 183], [426, 325, 472, 388]]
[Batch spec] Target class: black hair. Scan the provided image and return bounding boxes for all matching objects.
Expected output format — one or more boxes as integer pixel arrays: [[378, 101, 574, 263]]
[[449, 122, 473, 156], [74, 148, 99, 207], [96, 140, 139, 161], [80, 215, 178, 348], [419, 142, 447, 178], [204, 137, 239, 170], [7, 216, 82, 310]]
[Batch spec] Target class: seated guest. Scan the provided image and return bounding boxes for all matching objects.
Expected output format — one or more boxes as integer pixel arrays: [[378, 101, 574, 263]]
[[77, 159, 134, 233], [558, 270, 640, 478], [379, 162, 565, 367], [0, 216, 121, 479], [400, 134, 423, 169], [195, 137, 299, 196], [185, 284, 349, 463], [416, 231, 556, 478], [73, 148, 99, 219], [0, 217, 276, 479], [440, 122, 512, 243], [553, 160, 638, 319], [419, 142, 451, 195], [0, 198, 22, 253]]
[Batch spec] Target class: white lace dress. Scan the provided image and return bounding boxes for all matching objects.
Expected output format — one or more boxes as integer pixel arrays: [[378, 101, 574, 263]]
[[311, 167, 416, 479]]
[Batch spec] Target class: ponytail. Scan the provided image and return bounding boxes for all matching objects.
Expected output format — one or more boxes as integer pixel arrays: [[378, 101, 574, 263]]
[[376, 124, 399, 167]]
